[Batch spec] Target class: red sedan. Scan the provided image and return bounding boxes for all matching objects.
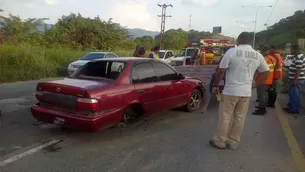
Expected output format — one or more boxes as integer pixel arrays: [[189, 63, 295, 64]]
[[31, 58, 206, 132]]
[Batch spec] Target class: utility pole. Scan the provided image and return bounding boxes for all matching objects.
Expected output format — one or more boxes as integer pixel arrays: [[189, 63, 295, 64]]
[[158, 4, 172, 49], [188, 14, 192, 43], [242, 5, 272, 48]]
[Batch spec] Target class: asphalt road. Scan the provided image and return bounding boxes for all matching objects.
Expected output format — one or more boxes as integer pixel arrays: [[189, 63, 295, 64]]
[[0, 78, 304, 172]]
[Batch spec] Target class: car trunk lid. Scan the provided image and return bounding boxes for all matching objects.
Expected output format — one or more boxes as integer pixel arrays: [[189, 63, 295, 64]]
[[37, 78, 111, 110]]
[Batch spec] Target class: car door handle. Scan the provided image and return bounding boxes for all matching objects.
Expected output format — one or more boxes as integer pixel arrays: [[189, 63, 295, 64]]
[[138, 90, 144, 94]]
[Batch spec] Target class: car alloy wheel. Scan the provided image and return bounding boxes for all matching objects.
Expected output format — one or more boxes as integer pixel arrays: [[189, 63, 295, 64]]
[[186, 89, 202, 112]]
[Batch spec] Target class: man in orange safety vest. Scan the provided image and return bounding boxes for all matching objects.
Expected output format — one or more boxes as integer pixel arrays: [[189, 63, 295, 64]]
[[266, 46, 283, 107], [252, 46, 276, 115]]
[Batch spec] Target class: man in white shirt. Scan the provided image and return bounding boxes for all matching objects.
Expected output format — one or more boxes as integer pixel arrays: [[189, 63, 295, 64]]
[[210, 32, 270, 149]]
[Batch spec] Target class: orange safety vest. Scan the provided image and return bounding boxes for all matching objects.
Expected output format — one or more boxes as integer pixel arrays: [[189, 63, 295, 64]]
[[255, 55, 276, 85], [201, 52, 206, 65], [271, 52, 283, 80]]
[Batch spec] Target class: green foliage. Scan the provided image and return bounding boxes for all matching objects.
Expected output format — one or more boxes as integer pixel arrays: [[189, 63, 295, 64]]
[[0, 12, 232, 83], [134, 36, 155, 50], [0, 43, 132, 83], [155, 28, 231, 50], [256, 10, 305, 48]]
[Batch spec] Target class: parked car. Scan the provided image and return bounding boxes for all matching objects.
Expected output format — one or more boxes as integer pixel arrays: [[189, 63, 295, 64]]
[[170, 47, 196, 66], [31, 58, 206, 132], [67, 52, 120, 75], [158, 50, 175, 64]]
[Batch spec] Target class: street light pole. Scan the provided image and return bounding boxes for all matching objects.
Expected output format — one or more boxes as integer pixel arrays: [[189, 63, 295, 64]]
[[242, 5, 272, 48]]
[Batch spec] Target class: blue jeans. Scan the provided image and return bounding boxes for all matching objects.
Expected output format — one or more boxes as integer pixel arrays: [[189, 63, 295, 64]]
[[287, 80, 305, 112]]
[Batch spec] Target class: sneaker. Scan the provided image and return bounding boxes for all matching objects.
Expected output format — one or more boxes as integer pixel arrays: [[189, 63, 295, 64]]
[[252, 108, 266, 115], [209, 140, 226, 149]]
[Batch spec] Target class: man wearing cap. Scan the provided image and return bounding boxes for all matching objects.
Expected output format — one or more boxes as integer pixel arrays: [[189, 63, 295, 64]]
[[283, 45, 305, 114]]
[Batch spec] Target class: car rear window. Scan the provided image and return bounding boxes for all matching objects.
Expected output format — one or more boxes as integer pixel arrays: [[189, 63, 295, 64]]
[[70, 61, 125, 81], [80, 53, 105, 60]]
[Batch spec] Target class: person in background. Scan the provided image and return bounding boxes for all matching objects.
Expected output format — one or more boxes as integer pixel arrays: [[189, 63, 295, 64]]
[[210, 32, 269, 150], [267, 46, 283, 107], [283, 45, 305, 114], [138, 47, 146, 57], [209, 46, 231, 94], [148, 45, 160, 59], [281, 54, 294, 93], [252, 46, 276, 115], [133, 45, 141, 57]]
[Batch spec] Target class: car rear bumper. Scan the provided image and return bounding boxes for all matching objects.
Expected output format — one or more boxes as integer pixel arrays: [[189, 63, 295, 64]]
[[31, 103, 123, 132]]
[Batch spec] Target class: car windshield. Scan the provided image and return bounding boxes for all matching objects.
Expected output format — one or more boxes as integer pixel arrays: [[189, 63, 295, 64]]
[[69, 61, 125, 81], [177, 49, 195, 57], [80, 53, 105, 60], [158, 52, 165, 59]]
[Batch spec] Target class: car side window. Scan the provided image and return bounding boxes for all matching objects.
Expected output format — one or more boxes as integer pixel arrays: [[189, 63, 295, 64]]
[[111, 53, 118, 58], [167, 51, 173, 58], [104, 54, 111, 58], [132, 63, 158, 83], [164, 52, 170, 59], [152, 62, 179, 81]]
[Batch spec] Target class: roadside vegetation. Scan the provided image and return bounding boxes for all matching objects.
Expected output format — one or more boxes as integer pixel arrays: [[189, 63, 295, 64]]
[[0, 10, 304, 83]]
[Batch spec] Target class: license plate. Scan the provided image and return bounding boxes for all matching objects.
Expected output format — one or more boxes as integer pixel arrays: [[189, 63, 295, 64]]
[[54, 117, 65, 125]]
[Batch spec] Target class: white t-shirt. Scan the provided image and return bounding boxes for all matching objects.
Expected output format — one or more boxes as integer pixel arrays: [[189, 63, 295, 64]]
[[219, 45, 269, 97]]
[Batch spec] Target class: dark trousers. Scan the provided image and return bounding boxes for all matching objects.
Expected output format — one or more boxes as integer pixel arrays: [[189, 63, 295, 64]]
[[256, 85, 269, 108], [267, 84, 277, 106]]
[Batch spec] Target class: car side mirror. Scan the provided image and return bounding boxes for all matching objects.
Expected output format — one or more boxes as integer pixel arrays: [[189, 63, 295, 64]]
[[178, 73, 185, 80]]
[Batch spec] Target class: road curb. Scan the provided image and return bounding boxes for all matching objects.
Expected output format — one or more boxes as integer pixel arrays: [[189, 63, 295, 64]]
[[275, 101, 305, 172]]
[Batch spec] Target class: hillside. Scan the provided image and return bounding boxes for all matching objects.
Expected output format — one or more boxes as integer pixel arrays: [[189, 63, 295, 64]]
[[256, 10, 305, 48], [127, 28, 159, 39]]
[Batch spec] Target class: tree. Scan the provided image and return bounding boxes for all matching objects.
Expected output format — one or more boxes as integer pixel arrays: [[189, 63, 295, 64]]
[[256, 10, 305, 48], [0, 15, 45, 45], [134, 36, 154, 50], [46, 13, 132, 50]]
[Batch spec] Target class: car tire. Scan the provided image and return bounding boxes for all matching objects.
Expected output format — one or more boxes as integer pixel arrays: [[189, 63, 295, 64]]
[[121, 104, 143, 125], [184, 89, 202, 112]]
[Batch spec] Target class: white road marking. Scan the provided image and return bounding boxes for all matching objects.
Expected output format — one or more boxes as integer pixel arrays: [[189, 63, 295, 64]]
[[0, 139, 61, 167]]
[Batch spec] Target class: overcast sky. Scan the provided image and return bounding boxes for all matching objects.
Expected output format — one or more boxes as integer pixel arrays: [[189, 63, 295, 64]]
[[1, 0, 304, 37]]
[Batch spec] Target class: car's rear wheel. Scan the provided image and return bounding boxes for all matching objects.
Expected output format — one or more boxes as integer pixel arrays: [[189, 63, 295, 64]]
[[185, 89, 202, 112], [121, 104, 143, 125]]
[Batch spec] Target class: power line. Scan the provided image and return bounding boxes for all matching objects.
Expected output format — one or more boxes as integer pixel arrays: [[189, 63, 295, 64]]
[[264, 0, 279, 26], [158, 4, 172, 49]]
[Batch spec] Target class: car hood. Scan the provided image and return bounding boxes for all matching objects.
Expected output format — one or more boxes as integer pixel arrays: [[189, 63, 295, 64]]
[[172, 56, 186, 61], [70, 60, 90, 66]]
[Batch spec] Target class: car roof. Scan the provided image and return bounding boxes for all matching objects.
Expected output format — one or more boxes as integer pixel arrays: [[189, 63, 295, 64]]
[[91, 57, 157, 63], [87, 52, 115, 54]]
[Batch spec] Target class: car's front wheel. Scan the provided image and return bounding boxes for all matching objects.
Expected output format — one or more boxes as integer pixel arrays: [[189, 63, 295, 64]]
[[185, 89, 202, 112]]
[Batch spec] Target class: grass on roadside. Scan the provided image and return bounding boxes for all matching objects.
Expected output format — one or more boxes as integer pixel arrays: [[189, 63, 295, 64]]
[[0, 43, 134, 83]]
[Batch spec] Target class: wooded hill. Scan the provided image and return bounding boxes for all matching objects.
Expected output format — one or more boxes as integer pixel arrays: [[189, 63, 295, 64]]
[[255, 10, 305, 48]]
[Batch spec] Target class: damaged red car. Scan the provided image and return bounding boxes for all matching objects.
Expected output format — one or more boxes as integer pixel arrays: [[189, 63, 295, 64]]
[[31, 58, 206, 132]]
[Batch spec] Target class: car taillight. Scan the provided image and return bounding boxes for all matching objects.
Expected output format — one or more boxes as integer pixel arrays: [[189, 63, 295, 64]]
[[76, 98, 100, 111], [185, 58, 191, 65], [36, 90, 43, 101]]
